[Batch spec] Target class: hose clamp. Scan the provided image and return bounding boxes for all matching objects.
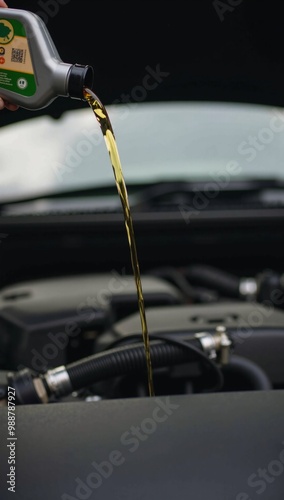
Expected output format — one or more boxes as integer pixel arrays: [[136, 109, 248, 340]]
[[44, 366, 72, 398], [195, 332, 217, 359]]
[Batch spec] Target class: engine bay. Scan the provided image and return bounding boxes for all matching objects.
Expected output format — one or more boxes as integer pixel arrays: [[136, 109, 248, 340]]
[[1, 264, 283, 404]]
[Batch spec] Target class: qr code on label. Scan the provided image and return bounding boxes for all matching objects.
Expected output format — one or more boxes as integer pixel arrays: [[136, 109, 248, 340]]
[[11, 48, 25, 63]]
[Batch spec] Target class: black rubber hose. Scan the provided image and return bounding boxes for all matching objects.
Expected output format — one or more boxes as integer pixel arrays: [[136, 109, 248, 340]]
[[66, 338, 219, 392], [148, 266, 200, 302], [185, 265, 241, 298], [222, 355, 272, 390]]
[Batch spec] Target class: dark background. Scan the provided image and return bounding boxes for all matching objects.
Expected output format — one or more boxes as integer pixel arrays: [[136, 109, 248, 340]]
[[1, 0, 284, 125]]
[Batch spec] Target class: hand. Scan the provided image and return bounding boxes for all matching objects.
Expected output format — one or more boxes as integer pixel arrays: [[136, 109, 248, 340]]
[[0, 0, 20, 111]]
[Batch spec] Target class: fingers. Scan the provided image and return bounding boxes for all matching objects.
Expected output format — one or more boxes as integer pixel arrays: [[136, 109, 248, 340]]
[[4, 101, 19, 111], [0, 1, 8, 7], [0, 98, 19, 111]]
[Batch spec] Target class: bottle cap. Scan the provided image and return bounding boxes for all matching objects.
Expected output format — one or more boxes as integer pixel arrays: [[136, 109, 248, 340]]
[[68, 64, 94, 99]]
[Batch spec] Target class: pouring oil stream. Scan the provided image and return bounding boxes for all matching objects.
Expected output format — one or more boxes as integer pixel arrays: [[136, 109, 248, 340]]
[[83, 87, 155, 397]]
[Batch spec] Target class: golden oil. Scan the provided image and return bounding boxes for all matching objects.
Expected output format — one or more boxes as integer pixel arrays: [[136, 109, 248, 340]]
[[83, 88, 155, 397]]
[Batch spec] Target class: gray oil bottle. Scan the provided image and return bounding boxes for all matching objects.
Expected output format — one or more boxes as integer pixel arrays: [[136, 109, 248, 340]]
[[0, 8, 94, 110]]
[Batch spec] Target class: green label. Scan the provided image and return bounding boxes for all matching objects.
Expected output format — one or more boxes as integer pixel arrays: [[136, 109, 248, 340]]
[[0, 17, 36, 97], [0, 69, 36, 96]]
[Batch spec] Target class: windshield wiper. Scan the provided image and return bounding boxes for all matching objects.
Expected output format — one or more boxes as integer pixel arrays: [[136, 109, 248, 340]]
[[1, 178, 284, 216], [0, 182, 154, 210], [129, 178, 284, 212]]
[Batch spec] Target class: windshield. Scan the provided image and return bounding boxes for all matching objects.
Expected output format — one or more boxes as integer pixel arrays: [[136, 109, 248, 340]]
[[1, 100, 284, 203]]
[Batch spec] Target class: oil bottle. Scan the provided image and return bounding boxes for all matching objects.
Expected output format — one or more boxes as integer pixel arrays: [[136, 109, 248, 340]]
[[0, 8, 94, 110]]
